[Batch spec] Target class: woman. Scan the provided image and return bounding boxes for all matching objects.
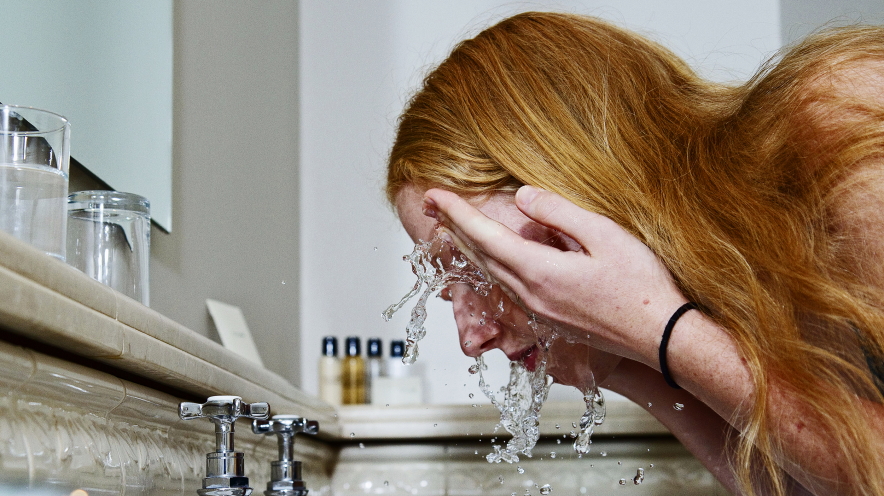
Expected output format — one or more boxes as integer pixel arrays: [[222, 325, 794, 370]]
[[387, 12, 884, 496]]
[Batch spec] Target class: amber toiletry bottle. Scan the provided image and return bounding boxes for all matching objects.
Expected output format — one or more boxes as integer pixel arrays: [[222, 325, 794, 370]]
[[342, 336, 366, 404], [319, 336, 342, 405]]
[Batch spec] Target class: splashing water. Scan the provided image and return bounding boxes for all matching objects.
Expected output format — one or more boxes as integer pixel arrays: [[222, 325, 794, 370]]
[[573, 388, 606, 455], [382, 229, 489, 363], [633, 468, 645, 485], [384, 230, 605, 464]]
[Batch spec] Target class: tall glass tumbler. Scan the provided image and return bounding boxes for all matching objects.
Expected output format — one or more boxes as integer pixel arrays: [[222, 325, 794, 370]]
[[67, 191, 150, 305], [0, 105, 71, 260]]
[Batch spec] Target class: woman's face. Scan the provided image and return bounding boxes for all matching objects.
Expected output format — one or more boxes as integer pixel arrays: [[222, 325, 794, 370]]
[[395, 184, 620, 391]]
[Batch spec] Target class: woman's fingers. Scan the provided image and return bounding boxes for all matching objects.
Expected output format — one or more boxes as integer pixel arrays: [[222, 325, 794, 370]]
[[426, 189, 554, 272], [515, 185, 618, 254]]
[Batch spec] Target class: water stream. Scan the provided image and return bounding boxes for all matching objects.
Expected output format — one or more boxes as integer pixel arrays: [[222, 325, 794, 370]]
[[384, 229, 606, 466]]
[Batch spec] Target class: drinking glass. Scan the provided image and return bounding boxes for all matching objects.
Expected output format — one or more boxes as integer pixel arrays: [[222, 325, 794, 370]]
[[67, 191, 150, 305], [0, 105, 71, 260]]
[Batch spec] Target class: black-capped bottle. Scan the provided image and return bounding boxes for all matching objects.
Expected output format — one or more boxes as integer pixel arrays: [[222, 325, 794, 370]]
[[365, 337, 384, 404], [342, 336, 366, 404], [318, 336, 342, 406]]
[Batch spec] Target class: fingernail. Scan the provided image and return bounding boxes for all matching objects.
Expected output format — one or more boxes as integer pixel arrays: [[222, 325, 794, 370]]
[[423, 197, 439, 219], [516, 185, 540, 207]]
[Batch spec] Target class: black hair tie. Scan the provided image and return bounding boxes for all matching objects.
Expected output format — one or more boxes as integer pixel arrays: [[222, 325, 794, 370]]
[[659, 302, 698, 389]]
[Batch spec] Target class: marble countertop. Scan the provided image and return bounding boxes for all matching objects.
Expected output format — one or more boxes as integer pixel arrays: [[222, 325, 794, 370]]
[[0, 230, 667, 442]]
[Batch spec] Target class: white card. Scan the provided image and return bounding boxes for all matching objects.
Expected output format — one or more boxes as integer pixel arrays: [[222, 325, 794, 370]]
[[206, 299, 264, 367]]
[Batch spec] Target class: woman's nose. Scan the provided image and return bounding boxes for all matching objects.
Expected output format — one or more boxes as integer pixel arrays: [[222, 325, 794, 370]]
[[451, 287, 501, 357]]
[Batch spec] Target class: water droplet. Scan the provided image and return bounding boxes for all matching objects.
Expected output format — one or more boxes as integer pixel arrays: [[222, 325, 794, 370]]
[[540, 484, 552, 495], [650, 464, 654, 468], [618, 461, 622, 465], [386, 404, 390, 407], [556, 439, 561, 444], [434, 423, 438, 427], [571, 422, 577, 428], [479, 318, 486, 325], [472, 404, 477, 407], [569, 431, 577, 438], [517, 466, 525, 474], [499, 476, 504, 484], [469, 393, 474, 398], [474, 450, 478, 454], [674, 403, 684, 411], [600, 451, 607, 457], [384, 481, 389, 486], [647, 402, 652, 408], [619, 479, 627, 486], [281, 280, 286, 285], [555, 424, 560, 429], [633, 468, 644, 485], [349, 432, 355, 438], [549, 451, 556, 458], [358, 443, 364, 449], [374, 247, 378, 251], [464, 340, 472, 347], [468, 364, 480, 374]]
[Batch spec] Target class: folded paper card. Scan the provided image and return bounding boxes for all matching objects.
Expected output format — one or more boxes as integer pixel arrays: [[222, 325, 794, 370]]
[[206, 298, 264, 367]]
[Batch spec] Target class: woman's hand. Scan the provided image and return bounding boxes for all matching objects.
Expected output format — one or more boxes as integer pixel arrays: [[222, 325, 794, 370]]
[[424, 185, 688, 366]]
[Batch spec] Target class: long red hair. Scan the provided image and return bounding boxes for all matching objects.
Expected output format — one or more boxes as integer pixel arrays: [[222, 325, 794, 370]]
[[387, 12, 884, 495]]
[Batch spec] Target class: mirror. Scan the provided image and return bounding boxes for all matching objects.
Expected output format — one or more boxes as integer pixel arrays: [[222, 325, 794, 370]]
[[0, 0, 174, 231]]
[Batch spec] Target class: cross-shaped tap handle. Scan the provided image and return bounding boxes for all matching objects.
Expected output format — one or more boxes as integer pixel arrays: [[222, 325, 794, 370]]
[[252, 415, 319, 463], [179, 395, 270, 453]]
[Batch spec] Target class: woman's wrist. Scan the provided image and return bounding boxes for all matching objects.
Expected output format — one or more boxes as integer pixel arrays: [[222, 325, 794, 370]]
[[663, 310, 755, 424]]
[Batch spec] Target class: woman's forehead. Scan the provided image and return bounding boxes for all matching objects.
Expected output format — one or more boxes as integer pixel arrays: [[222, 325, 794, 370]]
[[395, 184, 436, 243], [395, 184, 536, 243]]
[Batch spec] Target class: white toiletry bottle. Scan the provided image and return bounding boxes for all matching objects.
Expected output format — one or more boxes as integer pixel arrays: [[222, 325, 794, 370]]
[[319, 336, 342, 405], [365, 337, 384, 405], [373, 339, 423, 405]]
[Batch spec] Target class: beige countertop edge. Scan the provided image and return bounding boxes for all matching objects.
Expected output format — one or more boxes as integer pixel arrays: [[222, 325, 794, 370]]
[[0, 235, 341, 439], [336, 401, 669, 441]]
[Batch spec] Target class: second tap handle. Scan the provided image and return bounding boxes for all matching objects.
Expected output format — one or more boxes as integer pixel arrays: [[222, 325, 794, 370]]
[[252, 415, 319, 462]]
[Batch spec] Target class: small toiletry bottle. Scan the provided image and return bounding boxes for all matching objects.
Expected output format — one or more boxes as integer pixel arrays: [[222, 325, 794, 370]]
[[342, 336, 366, 404], [365, 337, 384, 404], [373, 340, 423, 405], [318, 336, 342, 406]]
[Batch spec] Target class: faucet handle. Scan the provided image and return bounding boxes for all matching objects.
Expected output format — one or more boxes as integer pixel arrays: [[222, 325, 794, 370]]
[[180, 395, 270, 424], [178, 396, 270, 496], [252, 415, 319, 496], [252, 415, 319, 438]]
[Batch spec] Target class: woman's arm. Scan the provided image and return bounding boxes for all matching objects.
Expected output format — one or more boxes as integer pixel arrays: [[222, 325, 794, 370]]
[[424, 186, 882, 494], [602, 359, 742, 494], [605, 359, 817, 496]]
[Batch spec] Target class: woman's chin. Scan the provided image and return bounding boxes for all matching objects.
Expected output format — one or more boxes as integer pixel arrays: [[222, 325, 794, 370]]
[[544, 341, 622, 391]]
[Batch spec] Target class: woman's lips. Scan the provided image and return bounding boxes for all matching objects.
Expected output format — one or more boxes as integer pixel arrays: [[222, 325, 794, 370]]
[[511, 345, 538, 372]]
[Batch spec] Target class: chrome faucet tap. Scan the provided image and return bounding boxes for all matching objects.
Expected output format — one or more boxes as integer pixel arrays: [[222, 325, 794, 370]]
[[252, 415, 319, 496], [179, 396, 270, 496]]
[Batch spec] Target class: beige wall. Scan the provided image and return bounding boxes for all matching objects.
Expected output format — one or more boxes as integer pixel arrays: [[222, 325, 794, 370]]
[[150, 1, 300, 386]]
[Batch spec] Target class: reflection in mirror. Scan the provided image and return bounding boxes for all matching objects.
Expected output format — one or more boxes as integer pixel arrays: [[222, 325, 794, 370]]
[[0, 0, 173, 230]]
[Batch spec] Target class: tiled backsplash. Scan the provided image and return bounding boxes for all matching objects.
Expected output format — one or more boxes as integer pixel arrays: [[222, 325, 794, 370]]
[[0, 340, 333, 495]]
